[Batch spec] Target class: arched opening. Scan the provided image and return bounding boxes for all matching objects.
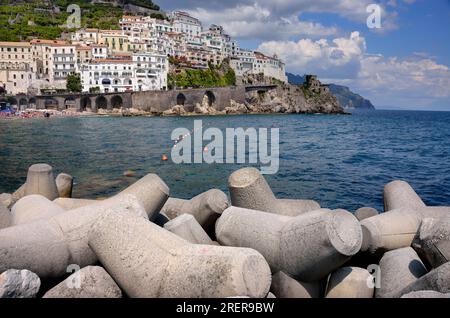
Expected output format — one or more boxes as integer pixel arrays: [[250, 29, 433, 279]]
[[64, 97, 76, 109], [19, 98, 28, 109], [111, 95, 123, 109], [204, 91, 216, 107], [96, 96, 108, 110], [7, 97, 18, 108], [28, 97, 36, 109], [176, 93, 186, 106], [102, 78, 111, 85], [44, 97, 58, 110], [80, 96, 91, 112]]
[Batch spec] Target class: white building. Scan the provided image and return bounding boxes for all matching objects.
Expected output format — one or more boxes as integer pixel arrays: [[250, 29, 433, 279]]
[[170, 11, 203, 43], [81, 56, 133, 93], [133, 53, 168, 91], [0, 42, 35, 95], [254, 52, 288, 83], [70, 28, 101, 45], [0, 62, 35, 95], [30, 39, 78, 92], [80, 52, 168, 93]]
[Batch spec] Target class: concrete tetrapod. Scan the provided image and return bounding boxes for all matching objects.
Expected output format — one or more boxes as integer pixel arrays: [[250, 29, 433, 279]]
[[360, 207, 450, 255], [0, 194, 149, 279], [43, 266, 122, 298], [355, 207, 379, 221], [54, 174, 169, 219], [1, 184, 27, 209], [0, 202, 12, 230], [401, 291, 450, 298], [53, 198, 99, 211], [394, 262, 450, 298], [164, 214, 215, 245], [11, 184, 26, 207], [88, 209, 272, 298], [24, 164, 59, 201], [55, 173, 73, 198], [0, 193, 13, 209], [216, 207, 362, 282], [326, 267, 374, 298], [270, 271, 323, 298], [376, 247, 428, 298], [161, 189, 229, 232], [11, 195, 65, 225], [118, 173, 170, 220], [228, 168, 320, 217], [384, 180, 426, 212], [413, 217, 450, 268]]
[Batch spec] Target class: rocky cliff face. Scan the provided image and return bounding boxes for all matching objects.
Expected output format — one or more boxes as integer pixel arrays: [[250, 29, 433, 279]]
[[161, 83, 345, 116], [243, 84, 345, 115]]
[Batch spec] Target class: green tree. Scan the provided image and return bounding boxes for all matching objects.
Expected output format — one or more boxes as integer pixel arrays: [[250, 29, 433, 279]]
[[67, 73, 82, 93]]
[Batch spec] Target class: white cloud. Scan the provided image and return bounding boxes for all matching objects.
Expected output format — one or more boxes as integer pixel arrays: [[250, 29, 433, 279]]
[[258, 31, 366, 78], [158, 0, 403, 40], [186, 3, 339, 40], [257, 32, 450, 108]]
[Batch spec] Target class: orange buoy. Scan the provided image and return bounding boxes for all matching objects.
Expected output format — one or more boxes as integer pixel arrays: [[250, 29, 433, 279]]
[[123, 170, 136, 177], [162, 154, 169, 161]]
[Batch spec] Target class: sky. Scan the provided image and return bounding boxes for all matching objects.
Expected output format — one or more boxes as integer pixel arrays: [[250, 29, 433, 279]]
[[157, 0, 450, 110]]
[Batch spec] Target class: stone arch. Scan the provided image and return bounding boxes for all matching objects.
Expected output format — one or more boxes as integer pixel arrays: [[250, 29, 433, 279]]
[[28, 97, 36, 109], [176, 93, 186, 106], [80, 96, 91, 112], [19, 97, 28, 109], [64, 97, 76, 110], [96, 96, 108, 110], [7, 97, 18, 107], [44, 97, 58, 110], [111, 95, 123, 109], [204, 90, 216, 107]]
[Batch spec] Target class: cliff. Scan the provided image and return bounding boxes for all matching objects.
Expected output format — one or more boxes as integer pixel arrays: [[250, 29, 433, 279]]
[[242, 84, 345, 115], [287, 73, 375, 110], [161, 83, 345, 116], [328, 84, 375, 110]]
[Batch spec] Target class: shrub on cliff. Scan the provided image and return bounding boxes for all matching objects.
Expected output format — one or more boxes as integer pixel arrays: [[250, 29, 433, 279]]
[[168, 64, 236, 89], [66, 73, 82, 93]]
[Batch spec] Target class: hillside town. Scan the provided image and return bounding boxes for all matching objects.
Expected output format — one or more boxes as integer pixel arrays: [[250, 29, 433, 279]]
[[0, 11, 288, 98]]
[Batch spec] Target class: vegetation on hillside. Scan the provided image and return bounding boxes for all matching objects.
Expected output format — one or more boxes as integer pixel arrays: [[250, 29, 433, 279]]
[[0, 0, 160, 41], [168, 62, 236, 89], [66, 73, 82, 92], [126, 0, 159, 10]]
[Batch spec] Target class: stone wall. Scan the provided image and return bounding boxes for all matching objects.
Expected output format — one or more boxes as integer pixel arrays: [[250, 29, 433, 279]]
[[131, 86, 247, 113], [3, 86, 247, 113]]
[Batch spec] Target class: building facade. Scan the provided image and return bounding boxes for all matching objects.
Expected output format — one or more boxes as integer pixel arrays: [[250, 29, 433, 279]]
[[1, 11, 288, 97]]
